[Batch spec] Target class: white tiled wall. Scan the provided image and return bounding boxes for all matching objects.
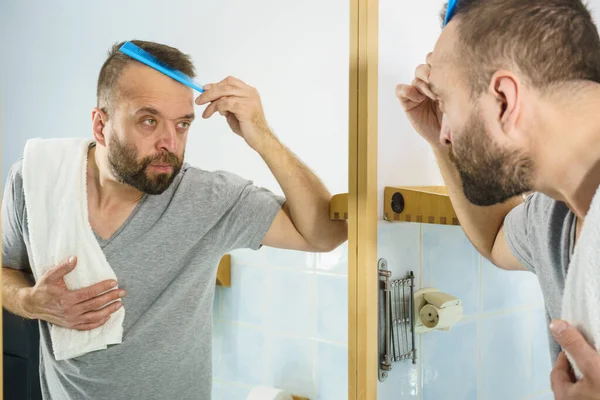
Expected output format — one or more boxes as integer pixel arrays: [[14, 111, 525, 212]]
[[378, 223, 553, 400], [212, 244, 349, 400]]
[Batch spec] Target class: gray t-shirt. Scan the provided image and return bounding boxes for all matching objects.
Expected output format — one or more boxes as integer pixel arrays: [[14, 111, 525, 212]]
[[504, 192, 577, 364], [2, 159, 284, 400]]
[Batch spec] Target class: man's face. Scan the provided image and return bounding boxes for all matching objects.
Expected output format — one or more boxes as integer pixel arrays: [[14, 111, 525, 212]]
[[105, 64, 195, 195], [428, 22, 534, 206]]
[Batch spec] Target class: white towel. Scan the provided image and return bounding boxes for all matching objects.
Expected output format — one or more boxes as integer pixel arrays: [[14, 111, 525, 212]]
[[561, 184, 600, 379], [22, 138, 124, 361]]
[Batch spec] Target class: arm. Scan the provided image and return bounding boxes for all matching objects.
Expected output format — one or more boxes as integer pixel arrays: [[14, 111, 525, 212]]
[[255, 135, 347, 252], [2, 267, 35, 318], [396, 61, 525, 271], [196, 76, 347, 252]]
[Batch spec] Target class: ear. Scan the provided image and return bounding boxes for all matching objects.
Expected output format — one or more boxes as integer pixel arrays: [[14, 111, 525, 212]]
[[489, 70, 520, 134], [92, 108, 109, 146]]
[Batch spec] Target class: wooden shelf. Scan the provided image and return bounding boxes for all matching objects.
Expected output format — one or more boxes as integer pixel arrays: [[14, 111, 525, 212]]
[[216, 254, 231, 287], [330, 193, 349, 220], [383, 186, 459, 225]]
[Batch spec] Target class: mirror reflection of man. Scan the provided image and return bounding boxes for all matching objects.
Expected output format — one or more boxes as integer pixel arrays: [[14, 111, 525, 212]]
[[2, 40, 347, 399], [398, 2, 600, 398]]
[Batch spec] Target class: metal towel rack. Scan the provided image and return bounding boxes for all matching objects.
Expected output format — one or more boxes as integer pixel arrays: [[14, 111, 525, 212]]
[[378, 258, 416, 382]]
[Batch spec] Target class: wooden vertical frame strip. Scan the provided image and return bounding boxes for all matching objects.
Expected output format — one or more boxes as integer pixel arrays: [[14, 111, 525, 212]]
[[1, 88, 4, 399], [348, 0, 378, 396]]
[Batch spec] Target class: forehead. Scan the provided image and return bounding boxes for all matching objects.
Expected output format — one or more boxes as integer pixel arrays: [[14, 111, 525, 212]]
[[116, 64, 194, 115], [429, 22, 460, 87]]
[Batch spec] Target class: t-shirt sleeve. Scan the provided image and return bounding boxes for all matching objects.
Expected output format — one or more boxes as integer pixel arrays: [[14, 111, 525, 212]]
[[504, 194, 536, 273], [2, 160, 32, 272], [214, 172, 285, 252]]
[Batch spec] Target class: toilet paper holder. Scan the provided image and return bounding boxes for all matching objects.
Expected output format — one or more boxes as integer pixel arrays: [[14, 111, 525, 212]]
[[377, 258, 416, 382], [414, 288, 463, 334]]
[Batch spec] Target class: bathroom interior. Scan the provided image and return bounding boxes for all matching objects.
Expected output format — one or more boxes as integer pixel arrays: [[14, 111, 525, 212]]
[[4, 0, 595, 399]]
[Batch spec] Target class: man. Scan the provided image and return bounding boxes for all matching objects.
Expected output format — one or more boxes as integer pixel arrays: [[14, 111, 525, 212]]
[[397, 0, 600, 398], [1, 40, 347, 399]]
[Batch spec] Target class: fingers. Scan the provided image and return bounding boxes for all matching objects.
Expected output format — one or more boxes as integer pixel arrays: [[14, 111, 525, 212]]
[[68, 279, 119, 304], [551, 320, 600, 377], [203, 97, 246, 119], [71, 287, 126, 314], [412, 78, 437, 101], [76, 301, 123, 327], [414, 63, 432, 83], [396, 84, 427, 108], [73, 316, 111, 331], [195, 76, 251, 105], [551, 352, 573, 398], [43, 256, 78, 283]]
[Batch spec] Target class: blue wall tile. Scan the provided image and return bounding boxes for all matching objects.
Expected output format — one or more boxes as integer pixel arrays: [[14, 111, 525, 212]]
[[221, 323, 266, 386], [532, 391, 554, 400], [422, 225, 480, 316], [212, 381, 221, 400], [214, 286, 222, 319], [213, 320, 222, 379], [267, 269, 316, 336], [265, 247, 316, 270], [531, 308, 553, 394], [316, 242, 348, 275], [481, 311, 530, 400], [421, 320, 478, 400], [378, 222, 420, 282], [316, 342, 348, 400], [221, 383, 251, 400], [222, 264, 269, 326], [377, 352, 419, 399], [481, 258, 544, 313], [265, 336, 316, 399], [317, 274, 348, 343], [231, 247, 268, 267]]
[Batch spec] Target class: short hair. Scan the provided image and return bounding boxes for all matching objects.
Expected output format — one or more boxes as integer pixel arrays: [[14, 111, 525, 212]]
[[96, 40, 196, 116], [440, 0, 600, 96]]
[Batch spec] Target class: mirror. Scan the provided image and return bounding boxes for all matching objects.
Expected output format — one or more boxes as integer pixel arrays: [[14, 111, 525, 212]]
[[1, 1, 349, 399], [376, 0, 600, 399]]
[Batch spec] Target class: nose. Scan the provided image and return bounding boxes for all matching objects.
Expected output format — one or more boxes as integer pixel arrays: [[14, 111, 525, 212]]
[[157, 125, 177, 153], [439, 114, 452, 147]]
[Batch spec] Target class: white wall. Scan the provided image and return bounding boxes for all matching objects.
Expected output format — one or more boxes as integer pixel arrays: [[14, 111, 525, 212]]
[[377, 0, 446, 218], [0, 0, 349, 196]]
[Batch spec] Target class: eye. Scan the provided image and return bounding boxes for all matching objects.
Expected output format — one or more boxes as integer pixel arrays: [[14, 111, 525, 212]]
[[177, 121, 191, 129], [143, 118, 157, 126]]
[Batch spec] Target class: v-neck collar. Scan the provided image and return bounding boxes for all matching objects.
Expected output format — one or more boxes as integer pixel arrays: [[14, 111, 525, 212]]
[[92, 195, 148, 248]]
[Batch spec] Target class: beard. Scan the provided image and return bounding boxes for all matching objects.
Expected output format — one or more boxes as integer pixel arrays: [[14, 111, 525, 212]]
[[107, 133, 184, 195], [449, 111, 534, 206]]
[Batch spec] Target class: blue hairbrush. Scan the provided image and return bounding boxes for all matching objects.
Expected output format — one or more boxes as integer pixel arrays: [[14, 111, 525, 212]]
[[444, 0, 458, 26], [119, 41, 205, 93]]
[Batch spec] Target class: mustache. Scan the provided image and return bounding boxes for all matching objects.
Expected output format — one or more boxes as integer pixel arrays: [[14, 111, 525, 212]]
[[141, 152, 181, 168]]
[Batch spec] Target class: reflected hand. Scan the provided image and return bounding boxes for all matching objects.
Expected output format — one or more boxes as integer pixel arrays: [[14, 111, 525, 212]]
[[23, 257, 125, 331], [195, 76, 272, 152], [395, 52, 443, 148], [550, 320, 600, 400]]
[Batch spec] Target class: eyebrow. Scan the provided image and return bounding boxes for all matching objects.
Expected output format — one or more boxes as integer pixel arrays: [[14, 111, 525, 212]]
[[135, 106, 195, 120]]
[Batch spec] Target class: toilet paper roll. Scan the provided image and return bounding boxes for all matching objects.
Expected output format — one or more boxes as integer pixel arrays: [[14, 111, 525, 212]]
[[246, 386, 293, 400], [420, 303, 462, 329]]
